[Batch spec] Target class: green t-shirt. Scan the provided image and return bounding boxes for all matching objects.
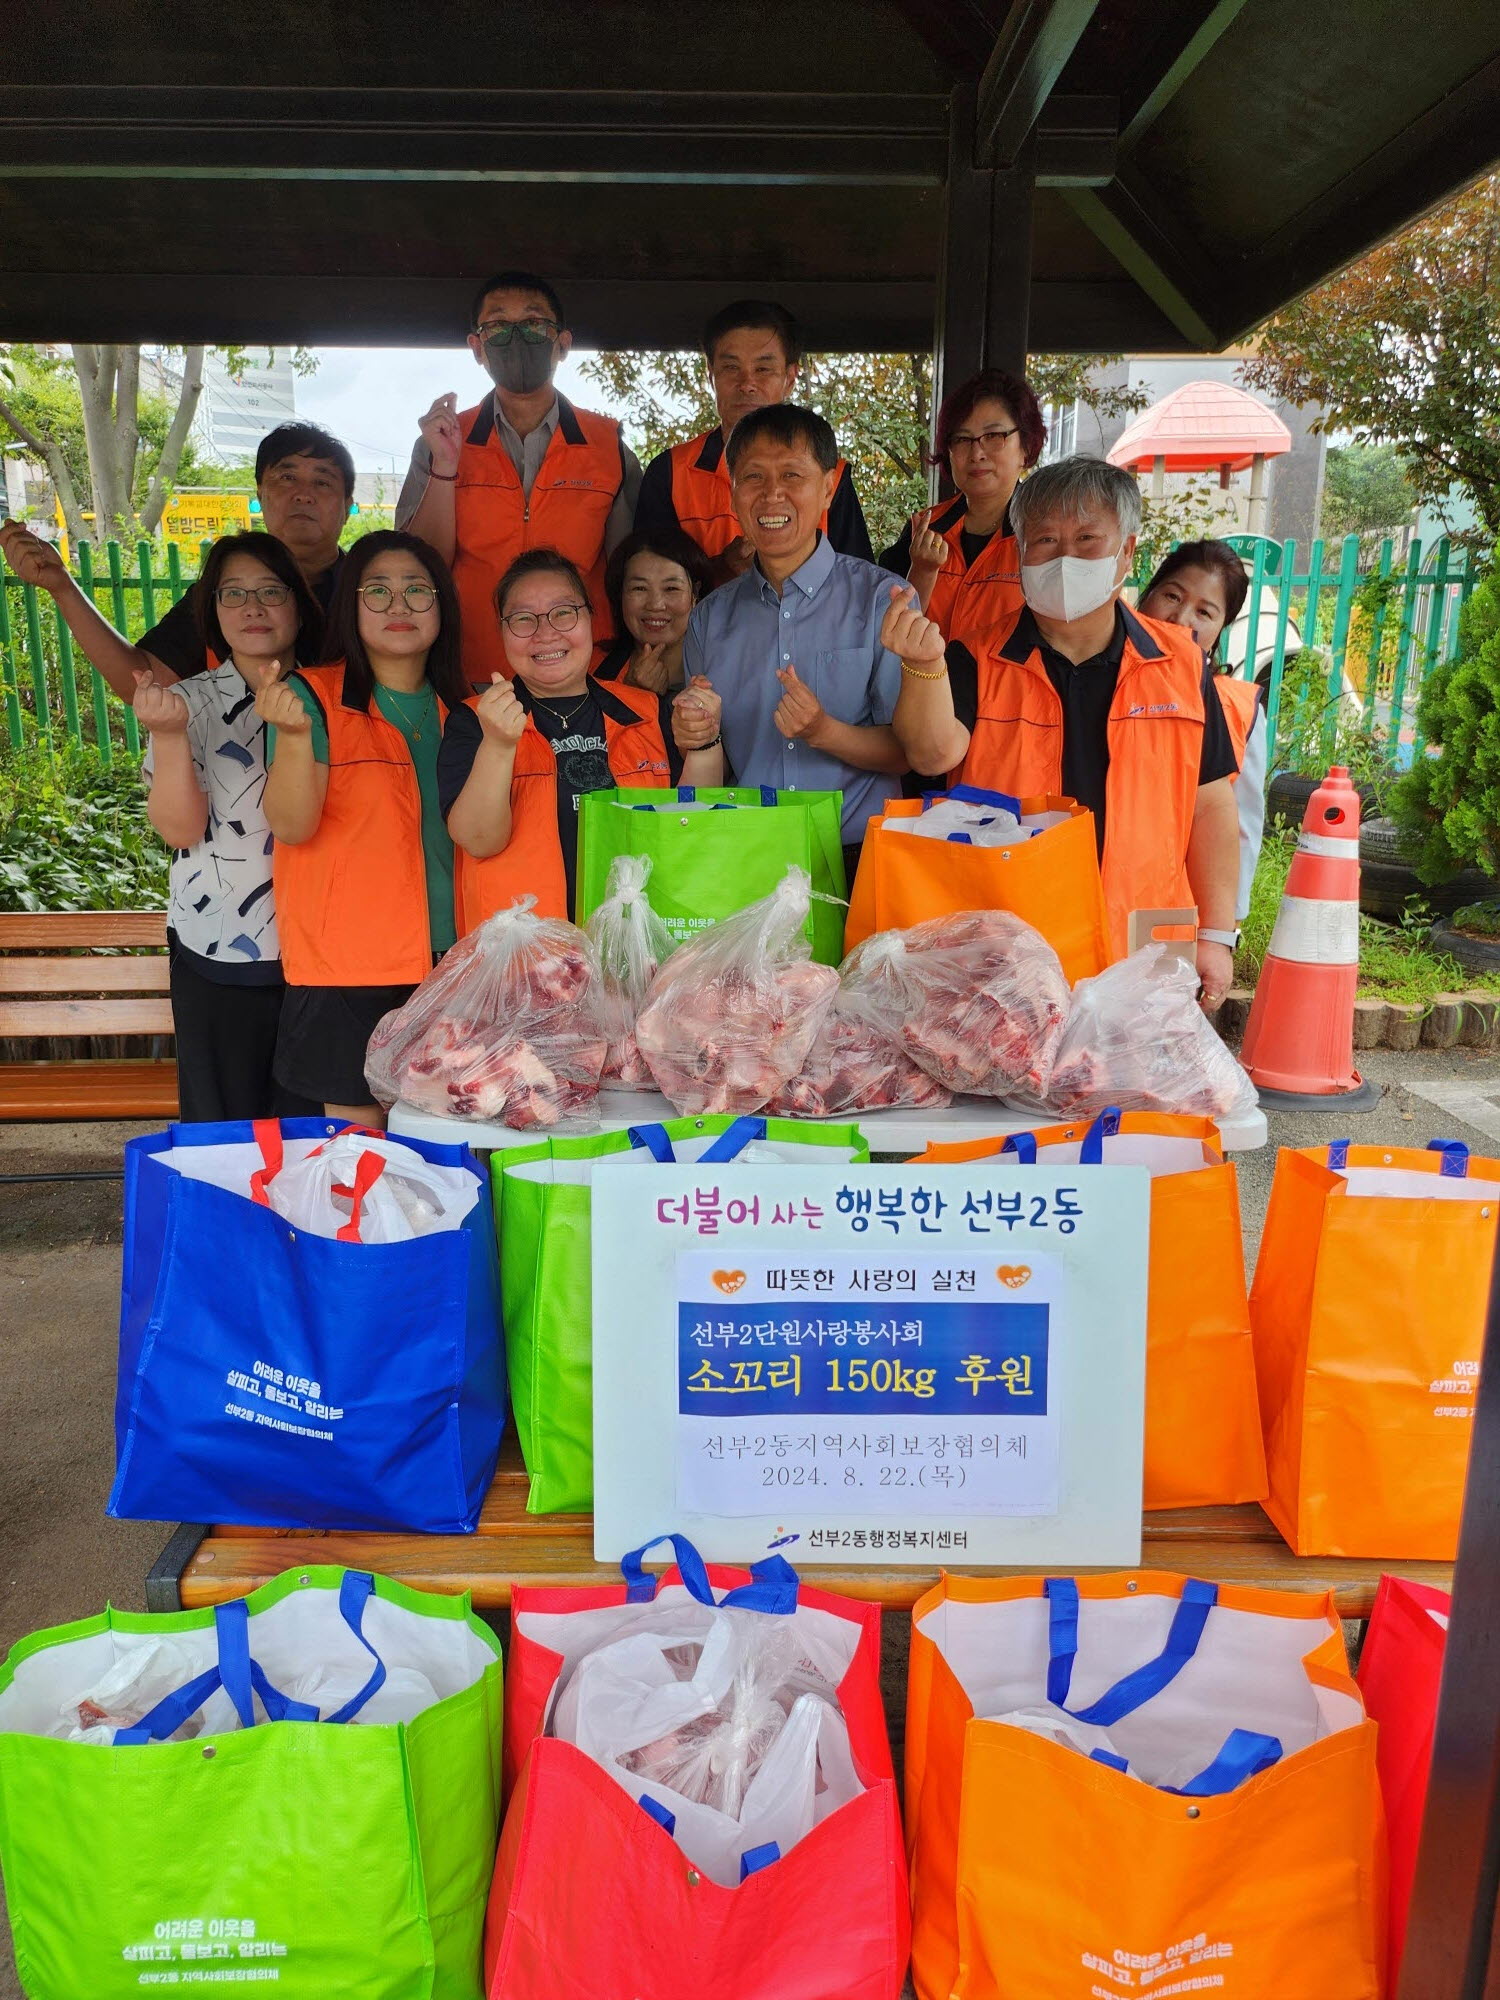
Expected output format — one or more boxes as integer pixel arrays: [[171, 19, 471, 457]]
[[268, 676, 457, 956]]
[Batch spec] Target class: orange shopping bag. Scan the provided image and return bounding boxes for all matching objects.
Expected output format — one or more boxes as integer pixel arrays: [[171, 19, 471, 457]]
[[1251, 1137, 1496, 1558], [906, 1569, 1385, 2000], [918, 1109, 1266, 1508], [844, 790, 1112, 982]]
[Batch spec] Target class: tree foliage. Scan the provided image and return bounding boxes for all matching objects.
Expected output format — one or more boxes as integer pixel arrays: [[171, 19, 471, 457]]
[[0, 343, 318, 545], [580, 348, 1144, 555], [1242, 171, 1500, 538], [1320, 443, 1418, 540], [1389, 568, 1500, 881]]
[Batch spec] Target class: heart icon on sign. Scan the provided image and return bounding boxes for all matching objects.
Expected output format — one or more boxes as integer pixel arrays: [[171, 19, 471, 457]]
[[712, 1269, 748, 1295], [996, 1265, 1031, 1289]]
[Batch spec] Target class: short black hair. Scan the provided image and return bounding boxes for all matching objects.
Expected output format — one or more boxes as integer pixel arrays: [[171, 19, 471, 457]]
[[254, 422, 356, 502], [604, 528, 712, 634], [469, 270, 566, 332], [493, 546, 592, 623], [322, 530, 469, 713], [724, 403, 838, 476], [702, 298, 801, 368], [192, 532, 324, 665]]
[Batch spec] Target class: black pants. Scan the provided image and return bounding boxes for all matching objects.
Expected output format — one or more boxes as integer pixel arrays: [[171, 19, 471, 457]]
[[169, 948, 318, 1123]]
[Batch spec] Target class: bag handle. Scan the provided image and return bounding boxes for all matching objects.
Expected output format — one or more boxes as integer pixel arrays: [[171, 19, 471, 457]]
[[1044, 1577, 1218, 1725], [113, 1570, 385, 1743], [1090, 1728, 1282, 1796], [759, 785, 778, 808], [620, 1534, 799, 1614], [248, 1118, 285, 1206], [740, 1842, 780, 1879], [1427, 1138, 1470, 1177], [1000, 1133, 1038, 1164], [331, 1150, 390, 1244], [1079, 1109, 1123, 1163], [626, 1118, 768, 1167]]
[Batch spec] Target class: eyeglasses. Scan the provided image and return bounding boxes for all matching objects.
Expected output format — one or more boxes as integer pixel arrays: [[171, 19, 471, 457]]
[[501, 602, 587, 638], [476, 317, 559, 346], [950, 425, 1019, 455], [215, 583, 290, 608], [358, 583, 439, 612]]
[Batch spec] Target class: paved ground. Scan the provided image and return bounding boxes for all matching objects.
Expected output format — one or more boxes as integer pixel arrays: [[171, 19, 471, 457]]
[[3, 1051, 1496, 1994]]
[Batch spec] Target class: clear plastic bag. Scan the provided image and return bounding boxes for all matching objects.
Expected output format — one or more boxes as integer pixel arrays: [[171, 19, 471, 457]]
[[365, 897, 607, 1129], [1041, 943, 1260, 1121], [893, 909, 1071, 1100], [265, 1131, 477, 1241], [585, 854, 675, 1091], [551, 1606, 859, 1886], [57, 1640, 205, 1744], [635, 867, 839, 1116], [769, 931, 952, 1117]]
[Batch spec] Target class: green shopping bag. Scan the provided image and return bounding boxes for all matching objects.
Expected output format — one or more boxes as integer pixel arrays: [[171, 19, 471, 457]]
[[495, 1114, 870, 1514], [576, 786, 848, 963], [0, 1566, 503, 2000]]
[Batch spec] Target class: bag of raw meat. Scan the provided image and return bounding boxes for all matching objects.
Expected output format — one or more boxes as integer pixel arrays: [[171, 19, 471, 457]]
[[585, 854, 675, 1090], [769, 931, 952, 1117], [635, 866, 839, 1115], [365, 898, 607, 1130], [1041, 943, 1260, 1120], [893, 908, 1070, 1101]]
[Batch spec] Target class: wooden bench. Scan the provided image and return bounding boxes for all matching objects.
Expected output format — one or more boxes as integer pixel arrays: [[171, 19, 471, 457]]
[[0, 910, 177, 1119], [153, 1432, 1454, 1616]]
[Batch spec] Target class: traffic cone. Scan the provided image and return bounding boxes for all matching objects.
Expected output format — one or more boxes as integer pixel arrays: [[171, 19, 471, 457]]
[[1240, 764, 1381, 1110]]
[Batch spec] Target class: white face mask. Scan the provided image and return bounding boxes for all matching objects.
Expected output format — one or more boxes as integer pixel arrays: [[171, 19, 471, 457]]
[[1020, 549, 1123, 622]]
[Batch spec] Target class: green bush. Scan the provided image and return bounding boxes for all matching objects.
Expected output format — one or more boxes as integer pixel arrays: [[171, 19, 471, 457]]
[[1389, 568, 1500, 884], [0, 733, 168, 912]]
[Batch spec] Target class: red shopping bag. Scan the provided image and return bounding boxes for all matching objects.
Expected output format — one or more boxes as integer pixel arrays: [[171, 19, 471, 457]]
[[1357, 1574, 1450, 1986], [487, 1536, 909, 2000]]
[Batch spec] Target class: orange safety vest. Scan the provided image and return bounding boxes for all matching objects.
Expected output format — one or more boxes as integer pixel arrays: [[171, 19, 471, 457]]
[[452, 394, 627, 682], [272, 660, 447, 988], [958, 605, 1209, 957], [914, 495, 1024, 653], [454, 677, 672, 930], [1215, 671, 1259, 776], [668, 428, 848, 561]]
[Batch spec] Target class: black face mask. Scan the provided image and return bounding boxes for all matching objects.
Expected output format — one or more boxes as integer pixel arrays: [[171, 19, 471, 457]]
[[482, 330, 556, 396]]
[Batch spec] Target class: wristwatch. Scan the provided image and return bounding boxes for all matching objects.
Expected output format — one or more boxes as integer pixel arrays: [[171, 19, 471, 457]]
[[1197, 927, 1240, 949]]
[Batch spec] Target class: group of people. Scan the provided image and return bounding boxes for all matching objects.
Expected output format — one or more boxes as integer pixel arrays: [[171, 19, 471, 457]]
[[0, 273, 1265, 1129]]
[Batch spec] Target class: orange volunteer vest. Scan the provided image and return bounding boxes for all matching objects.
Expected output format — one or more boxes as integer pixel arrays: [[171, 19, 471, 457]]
[[668, 427, 848, 561], [452, 394, 627, 682], [958, 604, 1209, 957], [455, 677, 671, 930], [272, 661, 446, 988], [1215, 671, 1259, 775], [913, 495, 1024, 653]]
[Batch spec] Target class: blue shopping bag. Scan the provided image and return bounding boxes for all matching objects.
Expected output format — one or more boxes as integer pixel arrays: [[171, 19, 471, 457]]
[[110, 1117, 505, 1532]]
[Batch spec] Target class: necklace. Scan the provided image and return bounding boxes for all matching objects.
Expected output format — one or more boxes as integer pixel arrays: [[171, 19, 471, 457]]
[[528, 686, 593, 732], [382, 683, 438, 742]]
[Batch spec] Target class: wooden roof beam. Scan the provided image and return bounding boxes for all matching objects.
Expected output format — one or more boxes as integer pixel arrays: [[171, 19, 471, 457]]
[[976, 0, 1103, 166], [1118, 0, 1253, 153], [1062, 172, 1223, 347]]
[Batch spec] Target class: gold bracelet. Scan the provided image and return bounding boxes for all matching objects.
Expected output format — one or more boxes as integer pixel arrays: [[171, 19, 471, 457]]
[[900, 660, 948, 681]]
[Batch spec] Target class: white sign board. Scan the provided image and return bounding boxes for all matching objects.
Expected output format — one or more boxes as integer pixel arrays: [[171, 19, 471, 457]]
[[592, 1164, 1150, 1567]]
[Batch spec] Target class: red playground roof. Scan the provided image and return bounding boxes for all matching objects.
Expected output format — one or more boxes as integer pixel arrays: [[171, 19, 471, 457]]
[[1107, 379, 1293, 473]]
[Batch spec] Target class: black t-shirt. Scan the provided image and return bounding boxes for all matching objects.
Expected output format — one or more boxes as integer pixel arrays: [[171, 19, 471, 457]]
[[878, 496, 1007, 579], [945, 605, 1239, 854], [140, 553, 345, 680], [438, 679, 686, 919]]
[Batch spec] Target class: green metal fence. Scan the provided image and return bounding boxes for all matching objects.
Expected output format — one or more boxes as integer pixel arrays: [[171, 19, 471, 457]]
[[0, 531, 1485, 763]]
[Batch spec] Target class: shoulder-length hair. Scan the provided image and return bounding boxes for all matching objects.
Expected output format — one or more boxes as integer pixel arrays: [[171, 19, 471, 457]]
[[1142, 539, 1251, 660], [603, 528, 711, 633], [192, 531, 324, 665], [321, 530, 469, 711]]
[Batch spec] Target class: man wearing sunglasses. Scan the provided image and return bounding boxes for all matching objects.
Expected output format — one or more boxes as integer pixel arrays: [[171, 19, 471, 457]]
[[399, 270, 640, 684], [0, 421, 355, 699]]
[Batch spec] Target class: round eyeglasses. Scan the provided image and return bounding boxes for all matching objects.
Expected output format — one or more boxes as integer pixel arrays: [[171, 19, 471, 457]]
[[358, 583, 439, 613], [215, 583, 290, 609], [501, 602, 587, 638]]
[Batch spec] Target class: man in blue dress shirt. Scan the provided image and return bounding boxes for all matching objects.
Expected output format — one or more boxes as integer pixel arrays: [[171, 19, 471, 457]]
[[682, 405, 909, 880]]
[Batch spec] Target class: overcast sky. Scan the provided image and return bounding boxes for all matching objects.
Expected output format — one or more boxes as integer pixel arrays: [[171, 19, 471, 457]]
[[293, 347, 626, 475]]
